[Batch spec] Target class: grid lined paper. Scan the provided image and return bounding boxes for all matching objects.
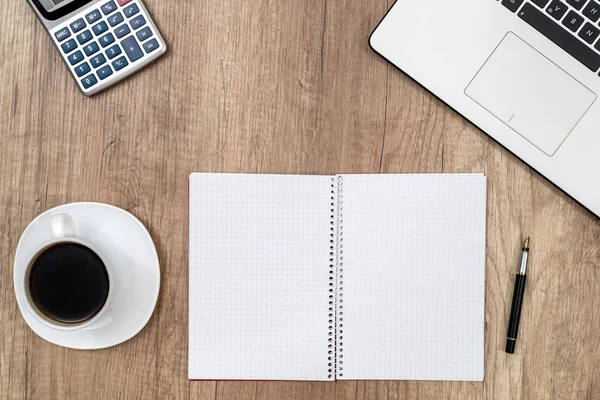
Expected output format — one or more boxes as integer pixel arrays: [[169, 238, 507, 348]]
[[189, 173, 333, 381], [337, 174, 486, 381]]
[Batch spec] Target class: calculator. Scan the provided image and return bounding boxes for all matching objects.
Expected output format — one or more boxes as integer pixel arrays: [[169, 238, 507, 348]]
[[26, 0, 167, 96]]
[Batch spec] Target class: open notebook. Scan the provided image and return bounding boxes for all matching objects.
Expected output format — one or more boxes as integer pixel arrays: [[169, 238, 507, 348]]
[[189, 173, 486, 381]]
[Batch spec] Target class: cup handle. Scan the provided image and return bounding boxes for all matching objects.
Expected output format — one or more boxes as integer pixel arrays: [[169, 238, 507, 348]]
[[50, 214, 76, 239]]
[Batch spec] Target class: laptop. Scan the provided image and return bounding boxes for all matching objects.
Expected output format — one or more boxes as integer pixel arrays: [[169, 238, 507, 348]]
[[370, 0, 600, 218]]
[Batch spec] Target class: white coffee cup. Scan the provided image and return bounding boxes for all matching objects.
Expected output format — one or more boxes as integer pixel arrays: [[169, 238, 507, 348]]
[[20, 213, 113, 332]]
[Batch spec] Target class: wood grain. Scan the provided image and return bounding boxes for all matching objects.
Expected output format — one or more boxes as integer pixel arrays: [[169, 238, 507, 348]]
[[2, 0, 600, 398]]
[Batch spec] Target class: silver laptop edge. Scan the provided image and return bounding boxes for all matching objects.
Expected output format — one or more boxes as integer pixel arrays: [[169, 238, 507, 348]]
[[371, 0, 600, 218]]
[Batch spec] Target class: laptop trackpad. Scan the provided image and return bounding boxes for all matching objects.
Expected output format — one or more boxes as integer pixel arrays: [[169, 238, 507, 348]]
[[465, 32, 596, 156]]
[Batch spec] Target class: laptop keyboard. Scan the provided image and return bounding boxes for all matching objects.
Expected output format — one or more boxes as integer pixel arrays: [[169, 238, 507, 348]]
[[501, 0, 600, 73]]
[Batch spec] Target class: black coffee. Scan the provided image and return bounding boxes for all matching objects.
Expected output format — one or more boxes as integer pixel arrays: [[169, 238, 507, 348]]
[[28, 243, 109, 325]]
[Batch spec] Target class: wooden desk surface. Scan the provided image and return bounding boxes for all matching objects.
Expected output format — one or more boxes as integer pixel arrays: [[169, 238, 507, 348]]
[[2, 0, 600, 399]]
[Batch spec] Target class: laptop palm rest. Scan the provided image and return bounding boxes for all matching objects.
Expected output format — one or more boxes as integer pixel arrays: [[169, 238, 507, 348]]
[[465, 32, 596, 156]]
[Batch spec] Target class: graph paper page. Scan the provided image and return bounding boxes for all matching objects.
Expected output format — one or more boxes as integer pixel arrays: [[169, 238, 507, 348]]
[[337, 174, 486, 381], [189, 173, 333, 380]]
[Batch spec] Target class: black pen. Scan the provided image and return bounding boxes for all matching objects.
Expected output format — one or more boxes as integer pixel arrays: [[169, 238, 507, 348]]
[[506, 237, 530, 354]]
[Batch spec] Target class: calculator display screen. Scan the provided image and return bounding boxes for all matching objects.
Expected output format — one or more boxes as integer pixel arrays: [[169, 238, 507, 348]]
[[42, 0, 75, 10], [31, 0, 93, 20]]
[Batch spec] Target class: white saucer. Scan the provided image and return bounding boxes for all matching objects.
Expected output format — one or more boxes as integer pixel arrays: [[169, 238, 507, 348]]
[[13, 202, 160, 350]]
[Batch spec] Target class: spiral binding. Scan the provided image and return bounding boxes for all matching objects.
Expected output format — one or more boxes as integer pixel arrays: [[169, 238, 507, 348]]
[[327, 177, 336, 379], [335, 175, 344, 378]]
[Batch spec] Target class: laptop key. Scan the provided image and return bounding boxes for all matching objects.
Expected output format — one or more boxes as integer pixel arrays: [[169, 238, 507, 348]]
[[531, 0, 550, 8], [546, 0, 568, 20], [583, 1, 600, 22], [562, 10, 585, 32], [566, 0, 588, 10], [578, 22, 600, 43], [519, 4, 600, 71], [531, 0, 550, 7], [502, 0, 524, 12]]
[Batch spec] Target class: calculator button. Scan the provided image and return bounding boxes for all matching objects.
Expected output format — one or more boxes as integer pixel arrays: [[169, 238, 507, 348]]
[[142, 38, 159, 54], [136, 26, 153, 41], [86, 10, 102, 24], [67, 50, 84, 65], [90, 54, 107, 68], [101, 0, 117, 15], [97, 65, 113, 80], [121, 35, 144, 62], [54, 27, 71, 42], [117, 0, 132, 6], [77, 30, 93, 45], [130, 15, 146, 30], [81, 74, 98, 89], [99, 33, 116, 47], [75, 62, 91, 77], [114, 24, 131, 39], [70, 18, 86, 33], [123, 3, 139, 18], [92, 21, 109, 36], [108, 12, 124, 27], [83, 41, 100, 56], [112, 56, 129, 70], [105, 44, 122, 59], [61, 39, 77, 53]]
